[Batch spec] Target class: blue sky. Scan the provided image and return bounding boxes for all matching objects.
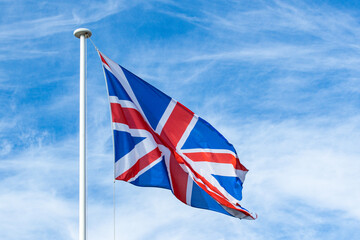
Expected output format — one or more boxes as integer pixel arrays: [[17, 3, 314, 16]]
[[1, 0, 360, 239]]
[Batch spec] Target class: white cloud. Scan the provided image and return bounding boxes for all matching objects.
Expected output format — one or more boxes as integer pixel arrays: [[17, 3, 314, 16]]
[[0, 140, 12, 156], [0, 134, 78, 239], [0, 0, 135, 41], [0, 0, 142, 61], [226, 115, 360, 218], [1, 0, 360, 239]]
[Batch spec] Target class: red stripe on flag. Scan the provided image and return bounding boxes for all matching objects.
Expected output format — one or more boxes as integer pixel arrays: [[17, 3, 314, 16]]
[[180, 159, 254, 218], [111, 103, 149, 131], [160, 103, 193, 148], [99, 53, 111, 69], [116, 148, 162, 181], [169, 152, 189, 204], [235, 158, 248, 172], [183, 152, 248, 171], [188, 167, 251, 216], [192, 177, 252, 218], [111, 103, 165, 146]]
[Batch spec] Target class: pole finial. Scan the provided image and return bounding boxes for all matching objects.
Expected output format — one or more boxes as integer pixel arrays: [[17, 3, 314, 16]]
[[74, 28, 92, 39]]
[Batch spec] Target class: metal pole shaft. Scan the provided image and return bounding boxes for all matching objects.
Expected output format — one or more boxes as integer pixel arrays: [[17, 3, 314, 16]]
[[79, 33, 86, 240], [74, 28, 92, 240]]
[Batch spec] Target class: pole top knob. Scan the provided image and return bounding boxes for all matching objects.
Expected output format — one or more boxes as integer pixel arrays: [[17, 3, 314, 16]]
[[74, 28, 92, 38]]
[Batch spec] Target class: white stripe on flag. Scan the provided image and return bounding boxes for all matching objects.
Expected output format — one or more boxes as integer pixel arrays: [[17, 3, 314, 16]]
[[113, 122, 159, 177], [176, 115, 198, 150], [186, 160, 247, 181], [100, 52, 153, 128], [112, 122, 152, 138], [109, 96, 137, 109], [181, 148, 237, 158], [155, 99, 177, 134], [180, 154, 247, 204], [125, 156, 163, 182], [158, 145, 175, 192], [186, 174, 193, 205], [114, 138, 158, 178]]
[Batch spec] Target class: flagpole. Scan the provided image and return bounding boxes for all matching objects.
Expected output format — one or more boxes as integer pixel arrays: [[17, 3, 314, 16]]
[[74, 28, 92, 240]]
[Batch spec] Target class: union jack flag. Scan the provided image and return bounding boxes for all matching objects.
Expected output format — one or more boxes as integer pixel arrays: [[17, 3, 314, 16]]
[[98, 50, 256, 220]]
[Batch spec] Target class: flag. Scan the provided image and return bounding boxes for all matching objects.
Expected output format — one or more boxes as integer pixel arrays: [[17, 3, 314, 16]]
[[98, 50, 257, 220]]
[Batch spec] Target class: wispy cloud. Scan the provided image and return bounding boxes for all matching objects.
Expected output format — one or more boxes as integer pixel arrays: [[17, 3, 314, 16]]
[[0, 0, 136, 41], [1, 0, 360, 239], [0, 134, 78, 239], [0, 0, 142, 62], [112, 0, 360, 124]]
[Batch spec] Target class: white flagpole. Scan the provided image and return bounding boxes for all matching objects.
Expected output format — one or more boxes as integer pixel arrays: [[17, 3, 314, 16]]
[[74, 28, 92, 240]]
